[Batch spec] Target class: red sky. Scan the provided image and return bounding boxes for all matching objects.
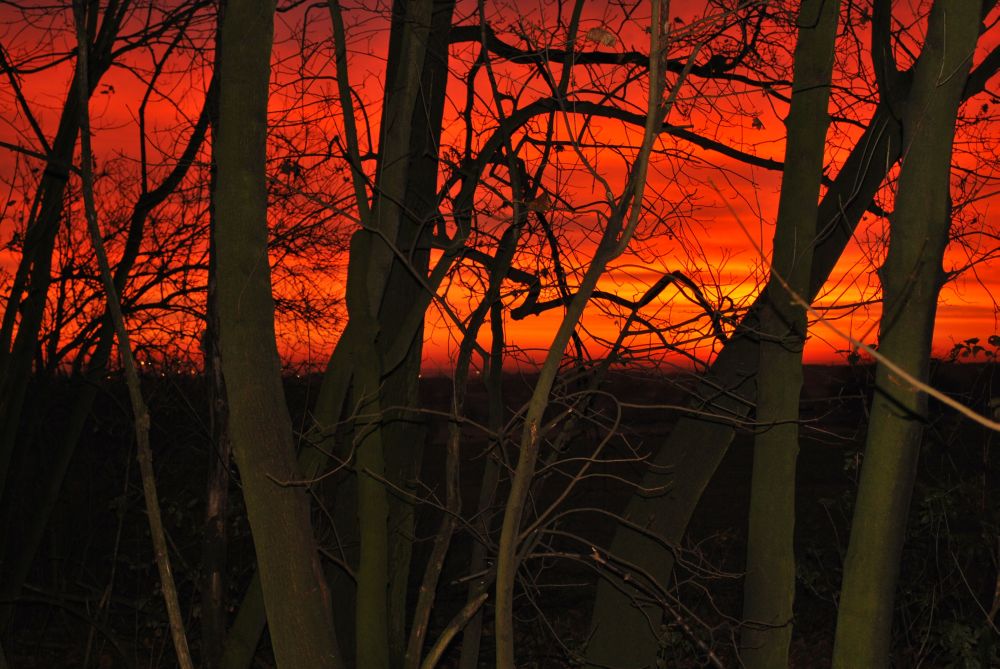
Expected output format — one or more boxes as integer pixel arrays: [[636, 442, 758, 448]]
[[1, 1, 998, 373]]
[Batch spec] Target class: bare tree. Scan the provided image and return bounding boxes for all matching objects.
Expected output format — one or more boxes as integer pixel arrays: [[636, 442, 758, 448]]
[[742, 1, 839, 665], [213, 0, 341, 666], [586, 4, 1000, 665], [834, 1, 982, 665]]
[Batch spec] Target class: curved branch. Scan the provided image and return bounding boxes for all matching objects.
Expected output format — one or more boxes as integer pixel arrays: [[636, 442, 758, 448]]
[[449, 21, 790, 90], [871, 0, 906, 112], [441, 96, 786, 234]]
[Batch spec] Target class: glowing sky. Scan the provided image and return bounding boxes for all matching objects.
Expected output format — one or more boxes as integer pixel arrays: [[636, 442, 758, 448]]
[[0, 1, 998, 373]]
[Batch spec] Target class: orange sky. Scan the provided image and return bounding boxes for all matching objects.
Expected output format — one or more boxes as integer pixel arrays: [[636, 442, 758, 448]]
[[1, 1, 998, 373]]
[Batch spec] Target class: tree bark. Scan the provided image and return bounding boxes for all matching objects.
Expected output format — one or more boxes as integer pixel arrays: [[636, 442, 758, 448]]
[[832, 1, 980, 665], [585, 97, 904, 669], [586, 9, 1000, 658], [201, 13, 230, 662], [215, 2, 455, 664], [214, 1, 342, 666], [741, 1, 839, 666]]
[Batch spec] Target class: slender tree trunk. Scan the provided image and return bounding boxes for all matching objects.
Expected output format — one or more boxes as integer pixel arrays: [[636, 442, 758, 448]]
[[201, 191, 230, 667], [214, 1, 342, 666], [339, 2, 457, 666], [457, 298, 507, 669], [497, 5, 670, 664], [215, 1, 455, 663], [0, 0, 128, 503], [832, 2, 980, 665], [585, 98, 904, 669], [0, 78, 83, 504], [741, 1, 839, 666], [380, 6, 455, 660], [201, 16, 230, 661], [408, 195, 525, 668], [346, 1, 437, 665], [73, 2, 192, 662], [0, 48, 211, 628]]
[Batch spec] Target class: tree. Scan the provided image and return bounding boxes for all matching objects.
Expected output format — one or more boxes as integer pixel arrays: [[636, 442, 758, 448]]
[[586, 4, 1000, 664], [833, 1, 982, 664], [200, 8, 229, 666], [491, 1, 674, 664], [213, 0, 341, 665], [71, 0, 194, 662], [216, 2, 459, 666], [3, 1, 999, 666], [0, 0, 131, 509], [741, 1, 839, 666], [233, 4, 756, 666], [0, 0, 214, 625]]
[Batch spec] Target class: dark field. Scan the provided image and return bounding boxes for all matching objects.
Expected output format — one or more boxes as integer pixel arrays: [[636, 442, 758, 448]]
[[4, 362, 998, 667]]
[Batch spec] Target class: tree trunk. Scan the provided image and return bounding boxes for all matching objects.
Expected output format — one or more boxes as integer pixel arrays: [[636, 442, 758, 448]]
[[585, 98, 904, 669], [214, 1, 341, 666], [0, 77, 83, 505], [586, 9, 1000, 657], [832, 1, 980, 665], [0, 0, 128, 503], [215, 1, 455, 664], [379, 6, 455, 664], [344, 2, 440, 666], [741, 1, 839, 666], [0, 18, 211, 624], [201, 19, 230, 662], [501, 4, 670, 664]]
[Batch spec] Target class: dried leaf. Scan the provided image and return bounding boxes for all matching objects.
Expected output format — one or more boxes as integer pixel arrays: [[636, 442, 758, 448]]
[[525, 194, 551, 212], [586, 27, 616, 47]]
